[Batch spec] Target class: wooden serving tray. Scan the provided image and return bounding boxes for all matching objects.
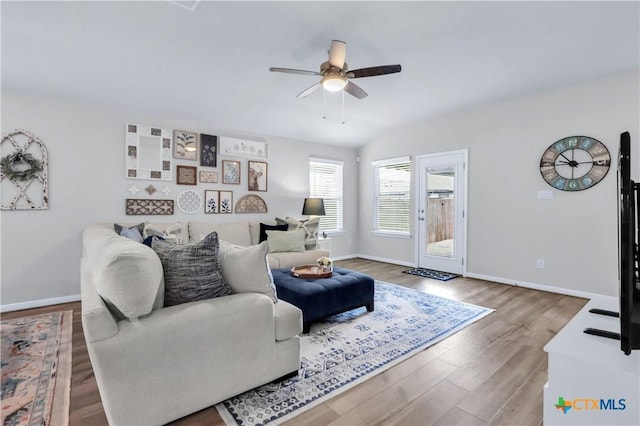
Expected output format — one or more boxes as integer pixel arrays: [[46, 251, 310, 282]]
[[290, 264, 333, 279]]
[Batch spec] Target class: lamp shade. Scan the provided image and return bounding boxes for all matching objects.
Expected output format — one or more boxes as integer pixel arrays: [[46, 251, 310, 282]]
[[302, 198, 326, 216]]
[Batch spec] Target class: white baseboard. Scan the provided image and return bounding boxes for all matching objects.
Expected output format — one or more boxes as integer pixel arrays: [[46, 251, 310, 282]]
[[354, 254, 415, 268], [464, 272, 604, 300], [1, 294, 81, 313]]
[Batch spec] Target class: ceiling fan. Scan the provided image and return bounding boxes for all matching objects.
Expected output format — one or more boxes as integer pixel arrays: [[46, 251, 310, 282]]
[[269, 40, 401, 99]]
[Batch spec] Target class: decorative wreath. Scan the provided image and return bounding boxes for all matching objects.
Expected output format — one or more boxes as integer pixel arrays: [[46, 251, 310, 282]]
[[1, 152, 43, 182]]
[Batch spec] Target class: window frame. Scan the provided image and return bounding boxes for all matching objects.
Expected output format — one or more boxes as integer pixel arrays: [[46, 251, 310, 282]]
[[372, 156, 411, 238], [309, 157, 344, 235]]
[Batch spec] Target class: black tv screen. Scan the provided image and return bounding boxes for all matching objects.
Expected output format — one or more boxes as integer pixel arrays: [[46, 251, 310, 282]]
[[618, 131, 640, 355]]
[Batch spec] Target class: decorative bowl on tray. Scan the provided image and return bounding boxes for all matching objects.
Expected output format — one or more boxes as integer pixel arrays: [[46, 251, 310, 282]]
[[290, 264, 333, 279]]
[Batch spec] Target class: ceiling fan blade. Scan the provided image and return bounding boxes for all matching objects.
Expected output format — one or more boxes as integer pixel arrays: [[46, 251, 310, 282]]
[[296, 82, 322, 98], [346, 64, 402, 79], [344, 81, 368, 99], [270, 67, 322, 76], [328, 40, 346, 69]]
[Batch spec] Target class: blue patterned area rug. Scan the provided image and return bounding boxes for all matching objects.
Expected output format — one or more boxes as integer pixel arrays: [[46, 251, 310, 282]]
[[216, 281, 493, 426]]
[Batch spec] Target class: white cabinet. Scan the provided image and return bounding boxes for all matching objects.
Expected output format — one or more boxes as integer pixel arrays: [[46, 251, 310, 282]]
[[543, 295, 640, 425]]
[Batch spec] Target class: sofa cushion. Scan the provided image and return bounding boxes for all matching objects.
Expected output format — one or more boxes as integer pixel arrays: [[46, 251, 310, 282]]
[[277, 217, 320, 250], [219, 240, 278, 302], [266, 229, 306, 253], [152, 232, 232, 306], [189, 221, 251, 246], [259, 223, 288, 243], [91, 228, 164, 320]]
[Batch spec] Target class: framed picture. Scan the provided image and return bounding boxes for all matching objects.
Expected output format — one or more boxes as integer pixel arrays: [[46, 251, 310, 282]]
[[219, 191, 233, 213], [204, 190, 219, 214], [200, 134, 217, 167], [176, 165, 197, 185], [200, 170, 218, 183], [248, 161, 268, 192], [222, 160, 241, 185], [173, 130, 198, 160]]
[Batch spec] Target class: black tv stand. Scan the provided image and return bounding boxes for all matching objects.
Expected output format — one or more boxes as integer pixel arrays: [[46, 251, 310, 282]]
[[588, 308, 620, 318], [584, 327, 621, 341]]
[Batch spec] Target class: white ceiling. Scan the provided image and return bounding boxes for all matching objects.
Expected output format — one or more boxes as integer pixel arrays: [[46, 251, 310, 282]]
[[2, 1, 639, 148]]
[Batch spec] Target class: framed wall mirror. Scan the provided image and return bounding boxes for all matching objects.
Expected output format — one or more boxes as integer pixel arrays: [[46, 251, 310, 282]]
[[125, 123, 173, 180]]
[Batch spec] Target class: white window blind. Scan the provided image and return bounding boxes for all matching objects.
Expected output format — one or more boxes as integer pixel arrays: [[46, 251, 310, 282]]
[[373, 157, 411, 235], [309, 158, 343, 233]]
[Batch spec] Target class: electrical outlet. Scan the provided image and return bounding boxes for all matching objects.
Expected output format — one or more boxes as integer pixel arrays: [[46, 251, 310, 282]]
[[536, 259, 545, 269], [348, 238, 352, 246]]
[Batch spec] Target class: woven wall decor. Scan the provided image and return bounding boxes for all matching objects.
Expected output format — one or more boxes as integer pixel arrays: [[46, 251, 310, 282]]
[[1, 129, 49, 210], [234, 194, 268, 213]]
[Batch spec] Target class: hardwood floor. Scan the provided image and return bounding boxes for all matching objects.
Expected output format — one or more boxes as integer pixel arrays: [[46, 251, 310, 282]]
[[1, 258, 587, 425]]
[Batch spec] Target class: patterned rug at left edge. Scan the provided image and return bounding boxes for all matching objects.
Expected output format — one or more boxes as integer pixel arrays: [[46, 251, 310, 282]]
[[1, 310, 73, 426]]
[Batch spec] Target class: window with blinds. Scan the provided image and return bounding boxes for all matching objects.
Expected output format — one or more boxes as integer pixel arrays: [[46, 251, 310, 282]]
[[309, 158, 344, 233], [373, 157, 411, 235]]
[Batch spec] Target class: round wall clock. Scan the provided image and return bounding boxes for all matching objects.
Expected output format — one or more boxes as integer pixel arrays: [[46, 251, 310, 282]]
[[540, 136, 610, 191]]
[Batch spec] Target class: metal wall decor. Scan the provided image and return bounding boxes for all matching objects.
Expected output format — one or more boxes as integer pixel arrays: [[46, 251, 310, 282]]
[[126, 199, 174, 215], [235, 194, 268, 213], [540, 136, 611, 191], [1, 129, 49, 210], [177, 190, 202, 214]]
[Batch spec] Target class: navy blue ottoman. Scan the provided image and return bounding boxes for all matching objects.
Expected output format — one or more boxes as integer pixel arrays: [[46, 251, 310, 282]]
[[271, 267, 375, 333]]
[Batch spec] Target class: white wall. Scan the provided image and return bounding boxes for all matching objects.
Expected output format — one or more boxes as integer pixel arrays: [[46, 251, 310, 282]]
[[0, 92, 358, 308], [358, 70, 640, 297]]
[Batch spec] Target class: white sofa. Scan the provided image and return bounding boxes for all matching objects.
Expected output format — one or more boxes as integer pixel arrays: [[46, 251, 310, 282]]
[[81, 220, 324, 425]]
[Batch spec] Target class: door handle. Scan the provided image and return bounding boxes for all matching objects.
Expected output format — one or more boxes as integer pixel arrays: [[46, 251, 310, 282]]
[[418, 217, 425, 221]]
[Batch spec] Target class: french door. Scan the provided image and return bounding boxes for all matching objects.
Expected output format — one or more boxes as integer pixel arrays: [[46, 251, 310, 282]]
[[417, 150, 467, 275]]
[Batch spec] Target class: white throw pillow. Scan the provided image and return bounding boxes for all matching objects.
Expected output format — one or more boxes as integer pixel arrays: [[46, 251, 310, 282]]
[[265, 229, 306, 253], [218, 240, 278, 302], [143, 222, 186, 244], [277, 217, 320, 250]]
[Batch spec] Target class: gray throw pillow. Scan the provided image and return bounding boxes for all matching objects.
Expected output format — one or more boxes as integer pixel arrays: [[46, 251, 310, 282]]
[[114, 222, 145, 242], [151, 231, 232, 306]]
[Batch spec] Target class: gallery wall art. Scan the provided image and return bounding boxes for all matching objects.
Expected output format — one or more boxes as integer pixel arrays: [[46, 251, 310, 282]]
[[222, 160, 240, 185], [219, 136, 268, 159], [125, 123, 172, 181], [200, 134, 218, 167], [174, 130, 198, 160], [1, 129, 49, 210], [126, 199, 174, 215], [248, 161, 267, 192]]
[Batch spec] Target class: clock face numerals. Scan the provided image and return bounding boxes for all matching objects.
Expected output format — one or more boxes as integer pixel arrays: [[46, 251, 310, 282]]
[[540, 136, 610, 191]]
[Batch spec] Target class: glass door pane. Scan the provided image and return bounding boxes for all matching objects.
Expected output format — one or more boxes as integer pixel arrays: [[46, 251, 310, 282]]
[[426, 166, 455, 258]]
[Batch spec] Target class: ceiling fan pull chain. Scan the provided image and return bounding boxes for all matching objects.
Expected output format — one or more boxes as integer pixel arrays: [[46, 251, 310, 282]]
[[322, 88, 327, 119], [342, 90, 346, 125]]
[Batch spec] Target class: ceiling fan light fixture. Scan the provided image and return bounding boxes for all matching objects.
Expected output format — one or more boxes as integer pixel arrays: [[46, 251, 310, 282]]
[[321, 74, 347, 92]]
